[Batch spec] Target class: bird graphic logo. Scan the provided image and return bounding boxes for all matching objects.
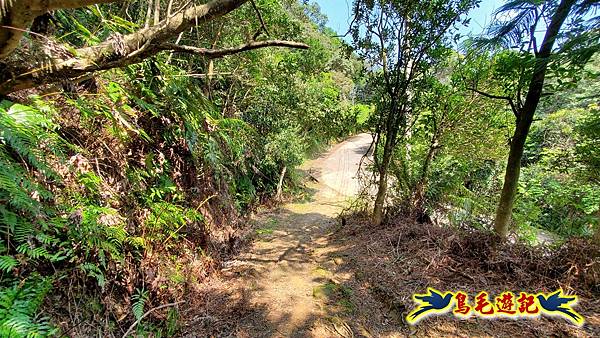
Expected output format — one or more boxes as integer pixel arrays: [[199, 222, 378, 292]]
[[406, 288, 454, 325], [406, 288, 585, 326], [536, 290, 584, 326]]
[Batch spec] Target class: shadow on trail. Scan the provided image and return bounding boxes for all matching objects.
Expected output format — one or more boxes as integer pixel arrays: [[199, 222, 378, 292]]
[[351, 143, 371, 156], [180, 204, 367, 337], [181, 134, 377, 337]]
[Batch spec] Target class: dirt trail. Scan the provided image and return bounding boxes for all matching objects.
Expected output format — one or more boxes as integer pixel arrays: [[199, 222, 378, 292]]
[[213, 134, 372, 337], [185, 133, 599, 338]]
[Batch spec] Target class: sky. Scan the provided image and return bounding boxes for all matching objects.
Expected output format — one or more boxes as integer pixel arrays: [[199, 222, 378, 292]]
[[314, 0, 502, 40]]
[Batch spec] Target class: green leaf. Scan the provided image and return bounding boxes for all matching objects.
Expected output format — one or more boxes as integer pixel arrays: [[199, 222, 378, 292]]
[[0, 256, 18, 272]]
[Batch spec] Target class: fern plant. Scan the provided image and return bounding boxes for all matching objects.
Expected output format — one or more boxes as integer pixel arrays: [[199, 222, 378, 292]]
[[131, 288, 149, 321], [0, 277, 57, 337], [0, 99, 66, 336]]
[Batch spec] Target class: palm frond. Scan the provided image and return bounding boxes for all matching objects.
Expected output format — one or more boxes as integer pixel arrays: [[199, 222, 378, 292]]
[[557, 27, 600, 66], [574, 0, 600, 17], [484, 0, 544, 49]]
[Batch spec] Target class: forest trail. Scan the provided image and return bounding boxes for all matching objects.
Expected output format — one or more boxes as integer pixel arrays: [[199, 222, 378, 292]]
[[186, 132, 599, 338], [215, 133, 373, 337]]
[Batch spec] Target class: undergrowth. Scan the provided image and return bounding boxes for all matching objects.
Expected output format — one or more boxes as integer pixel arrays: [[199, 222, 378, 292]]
[[0, 1, 368, 334], [331, 212, 600, 336], [0, 62, 357, 336]]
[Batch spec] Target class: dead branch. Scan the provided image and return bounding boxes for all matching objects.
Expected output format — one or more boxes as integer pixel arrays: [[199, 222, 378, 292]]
[[160, 39, 309, 59]]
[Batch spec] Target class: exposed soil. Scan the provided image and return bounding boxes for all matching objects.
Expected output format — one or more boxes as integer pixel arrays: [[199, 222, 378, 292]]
[[180, 133, 372, 337], [180, 133, 600, 337]]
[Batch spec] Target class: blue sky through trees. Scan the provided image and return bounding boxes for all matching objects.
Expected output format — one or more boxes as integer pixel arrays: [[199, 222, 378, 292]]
[[314, 0, 501, 40]]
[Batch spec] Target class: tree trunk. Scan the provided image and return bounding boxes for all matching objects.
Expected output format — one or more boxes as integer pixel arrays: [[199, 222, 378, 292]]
[[275, 165, 286, 201], [412, 137, 438, 219], [0, 0, 116, 58], [373, 134, 393, 226], [153, 0, 160, 25], [494, 114, 533, 237], [144, 0, 153, 28], [493, 0, 576, 237], [0, 2, 37, 59]]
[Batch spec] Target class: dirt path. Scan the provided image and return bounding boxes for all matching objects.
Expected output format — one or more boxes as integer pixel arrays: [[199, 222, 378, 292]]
[[184, 133, 599, 338], [208, 134, 372, 337]]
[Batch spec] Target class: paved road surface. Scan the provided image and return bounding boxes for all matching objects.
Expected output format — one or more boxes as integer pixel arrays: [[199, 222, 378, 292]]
[[305, 133, 373, 199]]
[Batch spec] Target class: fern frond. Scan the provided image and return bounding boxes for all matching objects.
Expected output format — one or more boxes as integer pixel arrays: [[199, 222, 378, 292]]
[[131, 288, 149, 320], [79, 263, 106, 288], [0, 256, 18, 272], [0, 277, 54, 336]]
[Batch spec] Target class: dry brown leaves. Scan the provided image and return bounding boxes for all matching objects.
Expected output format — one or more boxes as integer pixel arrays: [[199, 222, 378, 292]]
[[329, 213, 600, 337]]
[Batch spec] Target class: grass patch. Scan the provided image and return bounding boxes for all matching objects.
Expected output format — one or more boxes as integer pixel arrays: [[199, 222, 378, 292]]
[[313, 280, 355, 314], [255, 217, 279, 235], [312, 266, 330, 277]]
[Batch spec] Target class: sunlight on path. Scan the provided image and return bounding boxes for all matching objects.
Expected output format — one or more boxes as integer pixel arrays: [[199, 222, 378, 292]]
[[222, 133, 372, 337], [304, 133, 372, 201]]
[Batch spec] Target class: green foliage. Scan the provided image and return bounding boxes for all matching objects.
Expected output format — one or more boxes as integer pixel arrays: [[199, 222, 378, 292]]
[[352, 104, 374, 128], [516, 104, 600, 237], [350, 0, 479, 222], [474, 0, 599, 72], [0, 277, 56, 338], [0, 100, 67, 335], [132, 288, 149, 321], [1, 1, 368, 336], [264, 127, 306, 169], [0, 0, 596, 336], [73, 206, 128, 266], [146, 201, 204, 247], [0, 96, 142, 334], [378, 61, 508, 221], [575, 104, 600, 179], [428, 52, 600, 239], [466, 0, 599, 237]]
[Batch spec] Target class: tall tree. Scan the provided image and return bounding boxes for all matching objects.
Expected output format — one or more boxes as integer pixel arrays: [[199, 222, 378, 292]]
[[350, 0, 477, 225], [472, 0, 599, 237], [0, 0, 308, 94]]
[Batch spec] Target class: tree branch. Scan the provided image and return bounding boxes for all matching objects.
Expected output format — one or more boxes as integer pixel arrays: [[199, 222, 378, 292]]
[[467, 87, 520, 117], [250, 0, 269, 40], [0, 1, 119, 58], [161, 40, 309, 59], [0, 0, 307, 94]]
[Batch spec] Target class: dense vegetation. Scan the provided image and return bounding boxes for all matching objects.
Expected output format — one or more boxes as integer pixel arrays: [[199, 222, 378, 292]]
[[0, 0, 597, 336], [0, 0, 367, 335], [352, 0, 599, 242]]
